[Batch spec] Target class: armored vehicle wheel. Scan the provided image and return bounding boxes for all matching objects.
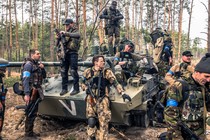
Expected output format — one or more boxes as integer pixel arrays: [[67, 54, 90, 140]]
[[141, 111, 149, 128]]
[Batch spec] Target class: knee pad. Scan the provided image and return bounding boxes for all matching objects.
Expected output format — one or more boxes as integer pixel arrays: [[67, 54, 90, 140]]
[[88, 117, 96, 128]]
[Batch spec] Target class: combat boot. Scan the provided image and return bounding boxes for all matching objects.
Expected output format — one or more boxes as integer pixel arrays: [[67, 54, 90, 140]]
[[70, 84, 80, 95], [60, 89, 68, 96]]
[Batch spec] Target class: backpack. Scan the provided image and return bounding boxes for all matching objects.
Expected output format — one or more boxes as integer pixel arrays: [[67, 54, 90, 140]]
[[150, 30, 164, 46]]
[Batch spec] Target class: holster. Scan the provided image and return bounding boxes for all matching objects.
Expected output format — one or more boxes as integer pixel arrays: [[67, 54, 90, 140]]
[[30, 88, 38, 101]]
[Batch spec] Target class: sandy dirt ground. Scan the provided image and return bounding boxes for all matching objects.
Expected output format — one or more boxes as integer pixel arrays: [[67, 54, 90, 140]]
[[1, 88, 210, 140], [1, 88, 167, 140]]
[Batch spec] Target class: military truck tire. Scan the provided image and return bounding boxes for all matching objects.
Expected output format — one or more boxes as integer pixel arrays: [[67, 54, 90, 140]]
[[141, 111, 149, 128]]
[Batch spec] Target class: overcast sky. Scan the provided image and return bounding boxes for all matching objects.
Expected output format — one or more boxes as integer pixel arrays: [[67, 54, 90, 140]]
[[183, 0, 208, 48]]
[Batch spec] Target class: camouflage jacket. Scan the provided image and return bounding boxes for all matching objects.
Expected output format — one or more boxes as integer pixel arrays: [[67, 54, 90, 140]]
[[114, 52, 144, 66], [64, 25, 81, 52], [164, 76, 208, 136], [81, 67, 124, 97], [165, 62, 194, 85]]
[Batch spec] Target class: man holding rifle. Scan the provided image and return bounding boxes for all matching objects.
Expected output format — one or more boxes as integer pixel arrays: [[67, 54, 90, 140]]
[[80, 55, 131, 140], [56, 18, 81, 96], [22, 49, 46, 138], [162, 53, 210, 140]]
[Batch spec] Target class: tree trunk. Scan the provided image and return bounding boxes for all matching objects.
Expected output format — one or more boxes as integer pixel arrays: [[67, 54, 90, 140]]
[[178, 0, 184, 62], [138, 0, 143, 52], [208, 0, 210, 52], [163, 0, 167, 29], [21, 0, 25, 59], [55, 0, 58, 28], [98, 0, 104, 44], [82, 0, 87, 49], [29, 0, 32, 49], [168, 0, 172, 30], [42, 0, 44, 60], [14, 0, 20, 61], [172, 0, 176, 61], [76, 0, 79, 28], [34, 0, 38, 49], [65, 0, 68, 18], [6, 0, 9, 60], [50, 0, 55, 73], [131, 0, 135, 41], [187, 0, 194, 49], [125, 0, 129, 38], [8, 0, 12, 76], [1, 0, 5, 58]]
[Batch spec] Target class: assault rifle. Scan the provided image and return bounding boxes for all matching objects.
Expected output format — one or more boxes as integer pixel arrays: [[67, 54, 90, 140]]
[[178, 121, 201, 140], [86, 82, 97, 104], [15, 88, 42, 130], [54, 28, 67, 60]]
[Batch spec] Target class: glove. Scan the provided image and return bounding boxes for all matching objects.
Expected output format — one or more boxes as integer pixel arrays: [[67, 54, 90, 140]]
[[122, 93, 131, 102]]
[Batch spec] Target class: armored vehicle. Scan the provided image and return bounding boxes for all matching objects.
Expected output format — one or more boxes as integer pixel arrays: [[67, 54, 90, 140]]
[[1, 56, 160, 128]]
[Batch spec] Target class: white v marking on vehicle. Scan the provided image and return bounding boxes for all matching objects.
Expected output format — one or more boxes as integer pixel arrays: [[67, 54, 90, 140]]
[[59, 100, 76, 116]]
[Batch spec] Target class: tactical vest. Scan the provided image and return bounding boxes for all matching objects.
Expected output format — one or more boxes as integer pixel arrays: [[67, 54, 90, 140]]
[[106, 8, 121, 27], [90, 69, 110, 98], [21, 59, 44, 88], [119, 52, 132, 62], [66, 26, 81, 52]]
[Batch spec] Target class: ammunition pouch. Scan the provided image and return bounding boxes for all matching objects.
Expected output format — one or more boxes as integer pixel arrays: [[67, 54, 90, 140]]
[[13, 82, 24, 96]]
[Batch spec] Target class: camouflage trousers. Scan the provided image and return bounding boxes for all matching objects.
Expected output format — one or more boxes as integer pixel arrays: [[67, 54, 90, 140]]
[[86, 95, 111, 140], [156, 60, 170, 78]]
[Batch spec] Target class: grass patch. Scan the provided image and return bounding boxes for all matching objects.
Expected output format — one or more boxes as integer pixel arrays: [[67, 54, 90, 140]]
[[4, 76, 20, 87], [64, 134, 76, 140]]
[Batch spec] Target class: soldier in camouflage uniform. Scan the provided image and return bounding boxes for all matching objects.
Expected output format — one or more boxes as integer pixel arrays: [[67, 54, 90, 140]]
[[0, 58, 8, 140], [118, 37, 135, 53], [165, 51, 194, 85], [99, 1, 124, 56], [163, 53, 210, 140], [113, 43, 144, 85], [81, 55, 131, 140], [57, 18, 81, 96], [151, 28, 173, 78]]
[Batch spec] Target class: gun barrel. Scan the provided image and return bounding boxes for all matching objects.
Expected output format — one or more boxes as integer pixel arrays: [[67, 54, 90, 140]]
[[1, 59, 93, 67]]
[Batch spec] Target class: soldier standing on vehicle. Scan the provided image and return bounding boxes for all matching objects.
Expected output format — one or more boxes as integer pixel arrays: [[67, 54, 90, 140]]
[[22, 49, 46, 138], [81, 55, 131, 140], [99, 1, 124, 56], [56, 18, 81, 96], [150, 28, 173, 78], [165, 50, 194, 85], [162, 53, 210, 140], [0, 58, 8, 140]]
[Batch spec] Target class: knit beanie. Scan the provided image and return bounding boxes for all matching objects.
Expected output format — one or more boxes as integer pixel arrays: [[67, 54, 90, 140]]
[[195, 53, 210, 74]]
